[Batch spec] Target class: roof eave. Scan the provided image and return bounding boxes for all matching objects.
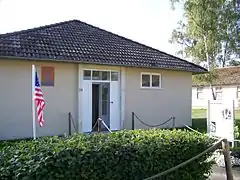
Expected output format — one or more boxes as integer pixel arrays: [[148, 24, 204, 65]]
[[0, 55, 208, 73]]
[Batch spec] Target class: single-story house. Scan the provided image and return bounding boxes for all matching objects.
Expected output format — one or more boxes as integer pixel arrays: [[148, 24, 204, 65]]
[[192, 66, 240, 109], [0, 20, 207, 140]]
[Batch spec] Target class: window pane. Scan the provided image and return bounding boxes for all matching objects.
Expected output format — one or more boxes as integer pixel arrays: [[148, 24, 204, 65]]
[[101, 71, 110, 80], [237, 91, 240, 99], [83, 70, 91, 80], [92, 71, 100, 80], [102, 101, 108, 115], [111, 72, 118, 81], [197, 92, 204, 99], [197, 87, 203, 92], [152, 75, 160, 87], [142, 74, 150, 87], [216, 92, 222, 100], [197, 87, 204, 99], [237, 86, 240, 99], [215, 87, 222, 92]]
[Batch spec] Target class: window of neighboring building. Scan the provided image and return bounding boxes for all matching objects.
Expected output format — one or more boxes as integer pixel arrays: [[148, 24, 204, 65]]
[[41, 66, 55, 86], [215, 86, 223, 100], [237, 86, 240, 99], [197, 87, 204, 99], [141, 73, 161, 89]]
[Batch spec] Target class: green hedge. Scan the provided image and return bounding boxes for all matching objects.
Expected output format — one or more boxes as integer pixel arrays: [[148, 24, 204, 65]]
[[0, 129, 214, 180]]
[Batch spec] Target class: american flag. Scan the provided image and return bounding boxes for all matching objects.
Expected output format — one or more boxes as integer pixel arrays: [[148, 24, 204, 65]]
[[34, 71, 45, 127]]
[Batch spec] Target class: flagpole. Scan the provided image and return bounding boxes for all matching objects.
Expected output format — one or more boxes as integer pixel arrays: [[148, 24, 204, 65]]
[[32, 64, 36, 140]]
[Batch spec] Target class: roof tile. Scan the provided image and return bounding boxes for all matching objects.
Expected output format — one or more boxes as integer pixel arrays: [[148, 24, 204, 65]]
[[193, 66, 240, 86], [0, 20, 207, 73]]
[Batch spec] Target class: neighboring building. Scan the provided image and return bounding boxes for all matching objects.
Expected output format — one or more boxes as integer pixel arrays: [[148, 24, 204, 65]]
[[0, 20, 206, 140], [192, 66, 240, 109]]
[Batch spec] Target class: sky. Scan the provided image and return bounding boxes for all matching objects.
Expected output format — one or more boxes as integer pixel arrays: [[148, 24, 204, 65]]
[[0, 0, 185, 58]]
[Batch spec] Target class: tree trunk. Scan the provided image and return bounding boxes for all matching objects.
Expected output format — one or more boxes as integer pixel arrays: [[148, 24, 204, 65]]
[[204, 34, 216, 100], [222, 41, 228, 67], [211, 85, 216, 100], [203, 34, 210, 71]]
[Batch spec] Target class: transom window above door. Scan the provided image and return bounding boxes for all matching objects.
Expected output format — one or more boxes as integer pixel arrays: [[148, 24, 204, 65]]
[[83, 70, 118, 81]]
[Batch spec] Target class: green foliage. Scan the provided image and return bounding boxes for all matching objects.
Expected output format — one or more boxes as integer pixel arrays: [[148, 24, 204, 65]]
[[192, 68, 218, 85], [235, 119, 240, 140], [170, 0, 240, 98], [170, 0, 240, 66], [0, 129, 214, 180]]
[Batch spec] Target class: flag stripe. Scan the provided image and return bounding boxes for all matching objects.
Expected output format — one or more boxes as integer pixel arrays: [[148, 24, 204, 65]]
[[34, 71, 45, 127]]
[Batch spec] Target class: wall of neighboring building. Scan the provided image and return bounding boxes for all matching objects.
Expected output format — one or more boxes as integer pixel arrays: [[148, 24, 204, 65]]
[[192, 85, 240, 109], [124, 67, 192, 129], [0, 59, 78, 140]]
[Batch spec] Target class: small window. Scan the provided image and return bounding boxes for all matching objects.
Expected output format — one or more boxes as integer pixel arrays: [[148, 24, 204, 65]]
[[215, 86, 223, 100], [237, 86, 240, 99], [197, 87, 204, 99], [41, 66, 54, 86], [83, 70, 91, 80], [141, 73, 161, 88], [111, 72, 118, 81]]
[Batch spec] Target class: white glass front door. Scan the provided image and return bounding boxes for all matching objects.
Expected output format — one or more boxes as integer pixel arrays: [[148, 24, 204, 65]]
[[81, 69, 121, 132]]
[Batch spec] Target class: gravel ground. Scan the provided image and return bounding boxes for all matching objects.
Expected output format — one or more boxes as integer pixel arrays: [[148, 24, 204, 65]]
[[209, 165, 240, 180]]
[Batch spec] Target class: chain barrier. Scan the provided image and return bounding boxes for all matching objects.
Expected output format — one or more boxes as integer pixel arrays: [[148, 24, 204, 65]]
[[133, 112, 175, 128]]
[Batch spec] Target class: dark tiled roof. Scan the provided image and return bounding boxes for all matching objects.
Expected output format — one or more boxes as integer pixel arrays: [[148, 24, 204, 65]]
[[192, 66, 240, 86], [0, 20, 207, 73]]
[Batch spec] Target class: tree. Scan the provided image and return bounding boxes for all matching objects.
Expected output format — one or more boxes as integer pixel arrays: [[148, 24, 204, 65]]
[[169, 0, 240, 99]]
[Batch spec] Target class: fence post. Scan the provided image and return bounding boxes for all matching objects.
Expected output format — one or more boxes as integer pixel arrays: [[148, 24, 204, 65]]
[[68, 112, 71, 136], [222, 139, 233, 180], [97, 118, 100, 133], [172, 117, 175, 128], [132, 112, 134, 130]]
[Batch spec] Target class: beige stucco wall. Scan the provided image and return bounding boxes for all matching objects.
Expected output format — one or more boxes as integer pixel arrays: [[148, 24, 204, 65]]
[[0, 59, 78, 140], [124, 67, 192, 129], [0, 58, 193, 140]]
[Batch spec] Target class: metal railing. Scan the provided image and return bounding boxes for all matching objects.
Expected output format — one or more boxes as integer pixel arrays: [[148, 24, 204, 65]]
[[68, 112, 77, 136], [92, 118, 112, 133], [132, 112, 176, 130]]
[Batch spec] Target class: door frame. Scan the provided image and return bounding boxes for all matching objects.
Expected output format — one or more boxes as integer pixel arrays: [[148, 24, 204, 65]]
[[78, 65, 125, 132]]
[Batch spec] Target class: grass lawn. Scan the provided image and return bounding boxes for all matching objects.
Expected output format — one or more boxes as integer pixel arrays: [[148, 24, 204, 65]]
[[192, 108, 240, 133]]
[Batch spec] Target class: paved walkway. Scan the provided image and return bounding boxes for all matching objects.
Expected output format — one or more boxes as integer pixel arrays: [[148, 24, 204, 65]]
[[209, 165, 240, 180]]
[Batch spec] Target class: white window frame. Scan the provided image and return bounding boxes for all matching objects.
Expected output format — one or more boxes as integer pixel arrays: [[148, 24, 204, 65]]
[[197, 87, 204, 99], [215, 86, 223, 100], [140, 72, 162, 89], [83, 69, 119, 82], [236, 86, 240, 99]]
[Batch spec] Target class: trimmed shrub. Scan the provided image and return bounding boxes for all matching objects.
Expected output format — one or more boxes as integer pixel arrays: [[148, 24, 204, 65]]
[[0, 129, 214, 180]]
